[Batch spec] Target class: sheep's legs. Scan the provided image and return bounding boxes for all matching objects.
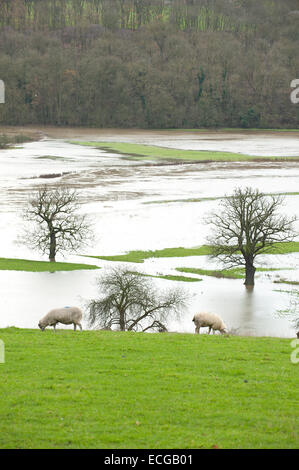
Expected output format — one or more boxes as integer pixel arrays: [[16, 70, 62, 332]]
[[74, 323, 82, 331], [208, 327, 211, 334], [195, 326, 200, 334]]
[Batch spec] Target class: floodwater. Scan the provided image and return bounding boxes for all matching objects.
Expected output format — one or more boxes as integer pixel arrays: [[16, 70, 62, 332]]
[[0, 127, 298, 337]]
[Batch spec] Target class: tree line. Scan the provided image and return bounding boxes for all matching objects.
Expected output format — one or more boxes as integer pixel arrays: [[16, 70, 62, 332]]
[[0, 0, 298, 128]]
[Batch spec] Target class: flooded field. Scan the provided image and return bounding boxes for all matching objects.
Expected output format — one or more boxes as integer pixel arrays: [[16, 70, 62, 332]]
[[0, 127, 298, 336]]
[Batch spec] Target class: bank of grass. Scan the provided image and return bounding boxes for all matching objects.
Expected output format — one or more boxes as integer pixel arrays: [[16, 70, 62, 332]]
[[70, 141, 299, 162], [0, 328, 298, 449], [0, 257, 100, 272], [0, 133, 34, 149], [132, 271, 203, 283], [88, 241, 299, 264], [273, 279, 299, 286], [149, 274, 202, 282], [87, 246, 213, 263], [176, 267, 291, 280]]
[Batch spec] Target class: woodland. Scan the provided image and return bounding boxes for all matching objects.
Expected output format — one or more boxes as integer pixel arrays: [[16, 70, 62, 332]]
[[0, 0, 298, 128]]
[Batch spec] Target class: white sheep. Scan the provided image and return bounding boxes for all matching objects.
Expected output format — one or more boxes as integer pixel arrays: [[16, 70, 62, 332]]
[[38, 306, 83, 331], [192, 312, 227, 335]]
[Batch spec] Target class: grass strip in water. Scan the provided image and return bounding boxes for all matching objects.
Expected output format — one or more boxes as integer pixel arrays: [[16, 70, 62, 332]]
[[86, 246, 213, 263], [86, 242, 299, 264], [176, 267, 291, 280], [69, 141, 299, 162], [0, 258, 100, 272], [130, 271, 202, 282], [273, 279, 299, 286], [0, 328, 298, 449], [150, 274, 202, 282]]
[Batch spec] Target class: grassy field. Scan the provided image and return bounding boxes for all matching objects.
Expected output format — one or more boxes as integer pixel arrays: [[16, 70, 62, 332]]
[[176, 267, 291, 280], [70, 141, 299, 162], [87, 246, 213, 263], [0, 133, 35, 149], [87, 242, 299, 264], [0, 328, 298, 449], [133, 271, 203, 283], [0, 258, 100, 272]]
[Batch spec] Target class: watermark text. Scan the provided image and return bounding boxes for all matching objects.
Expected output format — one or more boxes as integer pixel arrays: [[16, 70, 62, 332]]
[[290, 79, 299, 104], [0, 340, 4, 363], [0, 80, 4, 104], [290, 338, 299, 364]]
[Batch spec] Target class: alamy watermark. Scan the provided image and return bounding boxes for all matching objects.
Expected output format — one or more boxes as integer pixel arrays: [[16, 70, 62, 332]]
[[290, 79, 299, 104], [0, 79, 4, 104], [290, 339, 299, 364], [0, 339, 4, 363]]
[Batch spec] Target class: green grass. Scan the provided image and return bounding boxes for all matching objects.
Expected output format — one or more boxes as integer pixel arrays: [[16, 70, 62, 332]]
[[69, 141, 299, 162], [177, 267, 291, 280], [0, 134, 34, 149], [269, 242, 299, 254], [87, 241, 299, 264], [0, 328, 298, 449], [36, 155, 65, 161], [132, 271, 203, 282], [150, 274, 202, 282], [87, 246, 213, 263], [273, 279, 299, 286], [0, 258, 100, 272]]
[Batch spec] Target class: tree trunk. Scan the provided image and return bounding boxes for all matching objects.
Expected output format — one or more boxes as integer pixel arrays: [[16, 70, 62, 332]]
[[119, 310, 126, 331], [49, 231, 56, 262], [244, 260, 256, 287]]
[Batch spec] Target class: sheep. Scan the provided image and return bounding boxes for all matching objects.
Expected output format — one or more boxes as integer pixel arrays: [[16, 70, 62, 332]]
[[38, 306, 83, 332], [192, 312, 227, 335]]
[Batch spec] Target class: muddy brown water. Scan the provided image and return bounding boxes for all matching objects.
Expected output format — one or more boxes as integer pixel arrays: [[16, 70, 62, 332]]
[[0, 127, 298, 336]]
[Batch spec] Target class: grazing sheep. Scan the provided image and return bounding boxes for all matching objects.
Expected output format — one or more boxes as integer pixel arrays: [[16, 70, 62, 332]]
[[192, 312, 227, 335], [38, 306, 83, 331]]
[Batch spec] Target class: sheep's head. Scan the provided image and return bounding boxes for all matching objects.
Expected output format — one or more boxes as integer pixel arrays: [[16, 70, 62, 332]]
[[38, 321, 46, 331]]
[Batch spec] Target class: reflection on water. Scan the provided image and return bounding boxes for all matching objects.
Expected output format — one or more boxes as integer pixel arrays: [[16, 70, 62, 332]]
[[0, 129, 298, 337], [167, 276, 295, 338], [0, 270, 98, 330], [0, 268, 295, 338]]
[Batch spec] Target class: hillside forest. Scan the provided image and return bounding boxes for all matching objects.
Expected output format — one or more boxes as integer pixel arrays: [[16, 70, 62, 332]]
[[0, 0, 298, 129]]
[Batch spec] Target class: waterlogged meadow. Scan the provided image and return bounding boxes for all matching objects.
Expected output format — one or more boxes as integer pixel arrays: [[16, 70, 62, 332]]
[[0, 127, 298, 336]]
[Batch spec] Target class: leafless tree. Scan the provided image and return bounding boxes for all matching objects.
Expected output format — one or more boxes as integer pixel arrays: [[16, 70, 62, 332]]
[[22, 185, 92, 262], [86, 266, 188, 332], [206, 187, 297, 287]]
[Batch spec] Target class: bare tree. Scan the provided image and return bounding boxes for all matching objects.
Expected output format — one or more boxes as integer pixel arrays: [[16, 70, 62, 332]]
[[206, 187, 297, 287], [86, 266, 188, 332], [22, 185, 92, 262]]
